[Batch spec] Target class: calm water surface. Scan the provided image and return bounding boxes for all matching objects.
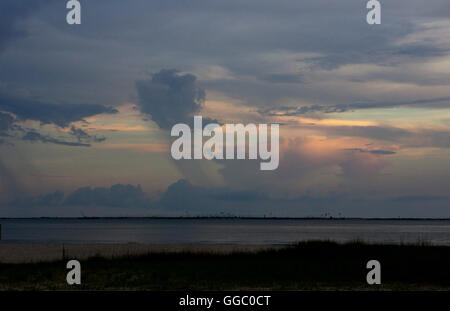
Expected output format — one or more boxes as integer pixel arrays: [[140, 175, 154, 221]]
[[0, 218, 449, 245]]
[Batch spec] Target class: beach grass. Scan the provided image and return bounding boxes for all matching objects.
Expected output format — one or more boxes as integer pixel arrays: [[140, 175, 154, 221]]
[[0, 240, 449, 290]]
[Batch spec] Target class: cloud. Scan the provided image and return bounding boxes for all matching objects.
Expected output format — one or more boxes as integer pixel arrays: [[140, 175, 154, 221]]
[[0, 112, 15, 132], [344, 148, 396, 155], [0, 1, 449, 218], [1, 0, 449, 115], [0, 92, 118, 127], [393, 195, 450, 202], [261, 73, 304, 84], [0, 0, 55, 52], [318, 125, 450, 149], [135, 69, 221, 187], [0, 112, 22, 145], [279, 137, 393, 179], [326, 125, 411, 141], [64, 184, 152, 208], [260, 96, 450, 116], [159, 179, 204, 210], [159, 179, 266, 212], [338, 152, 388, 177], [22, 130, 91, 147], [212, 135, 395, 197], [0, 158, 23, 202], [402, 129, 450, 148], [0, 92, 114, 147], [9, 190, 64, 207], [6, 179, 450, 218], [260, 105, 347, 116], [1, 123, 106, 148], [69, 126, 106, 143], [136, 69, 206, 129], [0, 112, 19, 141], [8, 184, 153, 208], [8, 180, 264, 212], [305, 43, 450, 71]]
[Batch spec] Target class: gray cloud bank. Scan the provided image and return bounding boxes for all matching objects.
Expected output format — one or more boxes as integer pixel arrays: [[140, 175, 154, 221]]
[[5, 179, 450, 218], [10, 184, 151, 209], [3, 0, 448, 114]]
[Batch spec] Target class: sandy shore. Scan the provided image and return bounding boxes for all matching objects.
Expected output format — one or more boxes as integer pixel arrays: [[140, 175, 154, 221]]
[[0, 243, 282, 263]]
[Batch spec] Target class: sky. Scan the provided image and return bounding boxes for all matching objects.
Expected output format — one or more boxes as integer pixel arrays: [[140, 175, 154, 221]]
[[0, 0, 450, 217]]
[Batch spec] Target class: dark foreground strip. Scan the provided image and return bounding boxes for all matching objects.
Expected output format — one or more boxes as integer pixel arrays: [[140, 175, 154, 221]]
[[0, 291, 447, 309]]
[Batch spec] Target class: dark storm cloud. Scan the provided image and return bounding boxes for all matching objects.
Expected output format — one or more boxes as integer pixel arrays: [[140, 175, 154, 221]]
[[136, 69, 207, 130], [0, 92, 118, 127], [22, 131, 91, 147]]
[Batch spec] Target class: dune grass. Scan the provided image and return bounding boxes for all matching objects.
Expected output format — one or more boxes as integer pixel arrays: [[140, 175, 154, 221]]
[[0, 240, 449, 290]]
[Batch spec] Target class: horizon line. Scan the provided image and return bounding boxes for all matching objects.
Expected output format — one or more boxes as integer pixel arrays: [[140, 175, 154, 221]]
[[0, 216, 449, 221]]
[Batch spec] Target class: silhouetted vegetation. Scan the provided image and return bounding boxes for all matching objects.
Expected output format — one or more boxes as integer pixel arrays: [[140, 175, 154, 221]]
[[0, 241, 449, 290]]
